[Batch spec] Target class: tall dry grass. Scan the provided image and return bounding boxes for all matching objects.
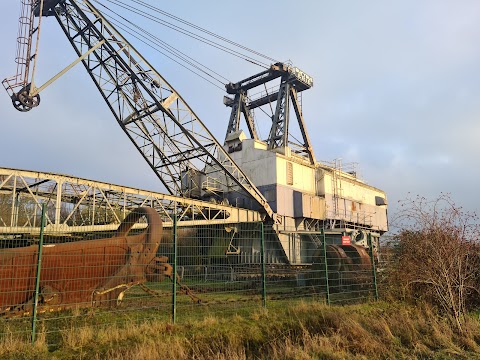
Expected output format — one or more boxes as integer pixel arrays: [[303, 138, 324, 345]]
[[1, 300, 479, 359]]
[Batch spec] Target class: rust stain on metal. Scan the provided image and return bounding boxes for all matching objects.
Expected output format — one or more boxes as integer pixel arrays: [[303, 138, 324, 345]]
[[0, 207, 170, 316], [309, 244, 373, 288]]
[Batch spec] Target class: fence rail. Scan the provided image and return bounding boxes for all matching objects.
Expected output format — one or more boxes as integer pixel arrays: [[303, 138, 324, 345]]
[[0, 206, 379, 345]]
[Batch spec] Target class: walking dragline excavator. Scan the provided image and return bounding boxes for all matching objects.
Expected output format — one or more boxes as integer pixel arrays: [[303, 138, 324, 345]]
[[2, 1, 387, 285]]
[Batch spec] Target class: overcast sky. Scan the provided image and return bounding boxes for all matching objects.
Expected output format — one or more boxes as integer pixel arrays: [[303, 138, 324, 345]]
[[0, 1, 479, 217]]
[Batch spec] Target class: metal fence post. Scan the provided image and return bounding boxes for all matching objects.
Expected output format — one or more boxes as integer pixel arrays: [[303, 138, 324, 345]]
[[322, 229, 331, 305], [31, 203, 46, 344], [172, 213, 178, 323], [368, 233, 379, 300], [260, 222, 266, 308]]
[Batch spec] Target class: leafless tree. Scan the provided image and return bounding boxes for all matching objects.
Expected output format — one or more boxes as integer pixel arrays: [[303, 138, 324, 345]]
[[388, 194, 480, 333]]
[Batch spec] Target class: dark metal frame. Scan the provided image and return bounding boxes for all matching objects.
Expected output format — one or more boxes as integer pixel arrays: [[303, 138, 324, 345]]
[[224, 62, 316, 165]]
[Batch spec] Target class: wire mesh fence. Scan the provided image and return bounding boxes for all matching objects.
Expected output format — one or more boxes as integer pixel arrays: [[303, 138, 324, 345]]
[[0, 206, 380, 345]]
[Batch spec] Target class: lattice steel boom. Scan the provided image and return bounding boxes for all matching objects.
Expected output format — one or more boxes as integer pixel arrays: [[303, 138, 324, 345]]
[[4, 0, 276, 220]]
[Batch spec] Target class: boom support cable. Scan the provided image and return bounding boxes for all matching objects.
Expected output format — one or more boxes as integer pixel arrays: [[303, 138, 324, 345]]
[[106, 17, 227, 91], [97, 0, 272, 68], [130, 0, 279, 63], [94, 2, 230, 87]]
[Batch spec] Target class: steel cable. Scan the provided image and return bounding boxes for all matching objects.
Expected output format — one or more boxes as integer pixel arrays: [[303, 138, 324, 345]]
[[99, 0, 271, 68]]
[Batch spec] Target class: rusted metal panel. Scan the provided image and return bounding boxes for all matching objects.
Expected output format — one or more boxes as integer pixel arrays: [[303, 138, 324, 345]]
[[309, 244, 373, 288], [0, 207, 168, 316]]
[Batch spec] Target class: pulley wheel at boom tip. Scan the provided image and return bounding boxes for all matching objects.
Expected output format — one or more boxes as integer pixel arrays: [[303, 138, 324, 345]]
[[12, 98, 32, 112], [11, 90, 41, 112]]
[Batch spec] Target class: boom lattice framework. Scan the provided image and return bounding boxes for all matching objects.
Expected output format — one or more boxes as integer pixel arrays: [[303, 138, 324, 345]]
[[46, 0, 275, 220]]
